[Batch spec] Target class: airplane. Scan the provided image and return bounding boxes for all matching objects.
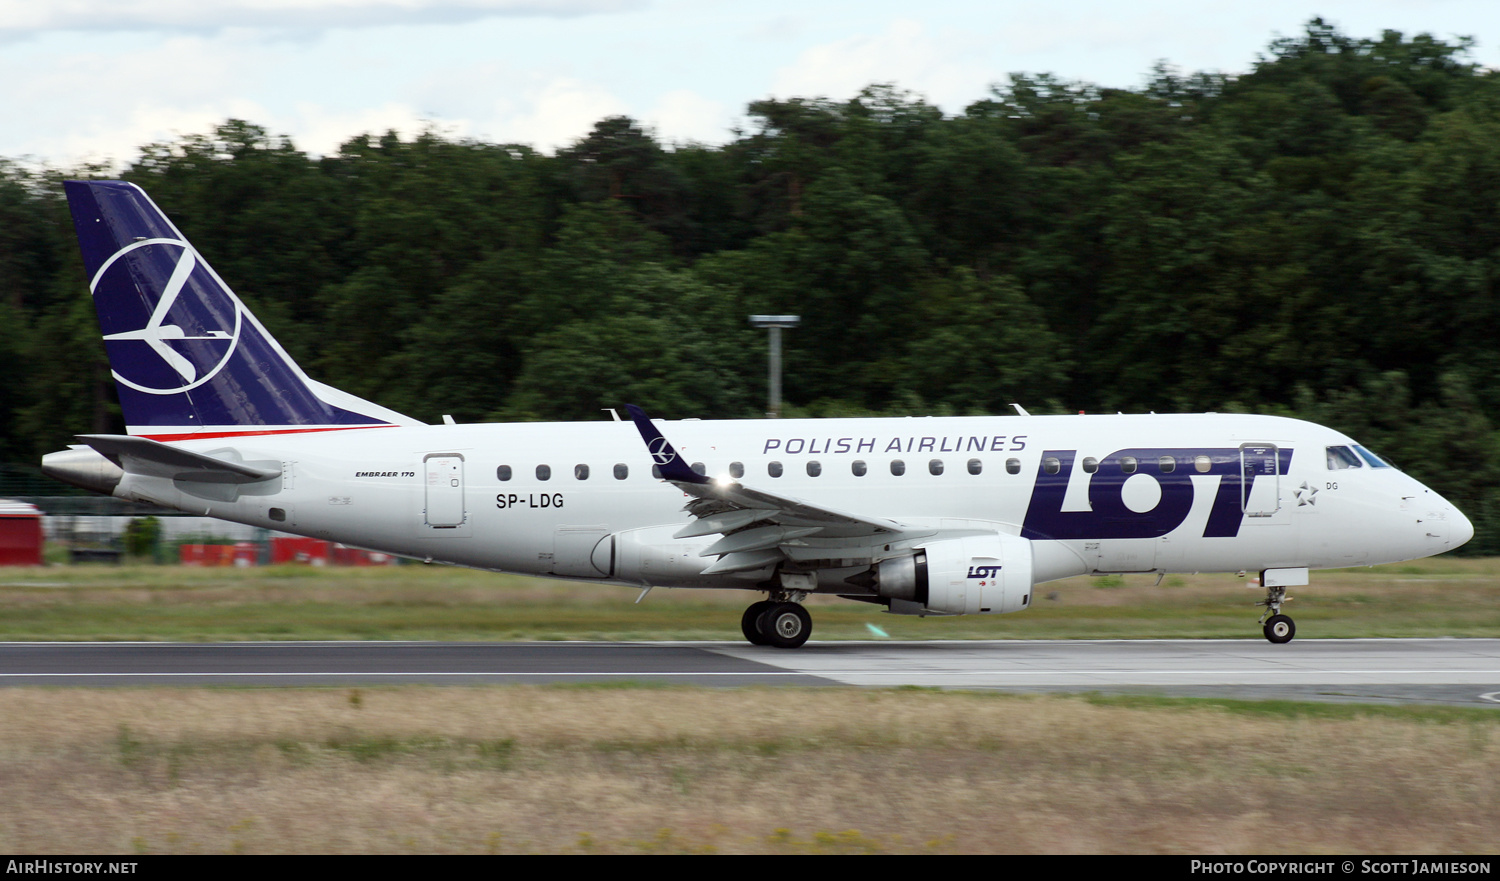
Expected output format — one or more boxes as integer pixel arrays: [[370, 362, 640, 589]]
[[42, 180, 1475, 648]]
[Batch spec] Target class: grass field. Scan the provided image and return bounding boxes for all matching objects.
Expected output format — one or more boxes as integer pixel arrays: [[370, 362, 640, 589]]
[[0, 555, 1495, 642], [0, 686, 1494, 854], [0, 556, 1494, 854]]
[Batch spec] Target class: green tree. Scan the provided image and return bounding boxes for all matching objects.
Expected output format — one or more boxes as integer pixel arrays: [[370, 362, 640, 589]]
[[502, 266, 755, 421], [896, 270, 1067, 413]]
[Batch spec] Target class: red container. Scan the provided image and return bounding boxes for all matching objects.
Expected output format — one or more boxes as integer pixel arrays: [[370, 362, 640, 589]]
[[180, 544, 238, 566], [270, 536, 330, 565], [0, 500, 43, 566]]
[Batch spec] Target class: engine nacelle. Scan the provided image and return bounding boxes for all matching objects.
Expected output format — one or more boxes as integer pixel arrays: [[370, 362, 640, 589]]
[[874, 533, 1034, 615]]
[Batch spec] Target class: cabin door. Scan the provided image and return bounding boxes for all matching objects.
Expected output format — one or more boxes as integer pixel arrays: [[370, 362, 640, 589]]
[[424, 455, 466, 528]]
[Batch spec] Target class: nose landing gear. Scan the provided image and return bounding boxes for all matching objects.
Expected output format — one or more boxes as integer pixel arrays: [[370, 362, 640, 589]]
[[1257, 581, 1296, 644], [1262, 613, 1296, 643]]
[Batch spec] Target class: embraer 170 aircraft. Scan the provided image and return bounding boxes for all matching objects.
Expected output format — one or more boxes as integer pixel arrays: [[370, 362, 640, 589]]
[[43, 181, 1475, 648]]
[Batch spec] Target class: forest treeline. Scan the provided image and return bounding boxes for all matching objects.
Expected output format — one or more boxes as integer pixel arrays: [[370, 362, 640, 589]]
[[2, 19, 1500, 552]]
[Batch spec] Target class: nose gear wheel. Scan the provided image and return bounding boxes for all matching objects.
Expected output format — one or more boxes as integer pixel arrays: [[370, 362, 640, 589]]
[[1256, 580, 1296, 644]]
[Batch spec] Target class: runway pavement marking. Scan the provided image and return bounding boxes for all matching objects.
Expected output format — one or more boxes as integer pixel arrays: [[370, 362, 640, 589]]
[[0, 675, 810, 681], [3, 669, 1499, 679]]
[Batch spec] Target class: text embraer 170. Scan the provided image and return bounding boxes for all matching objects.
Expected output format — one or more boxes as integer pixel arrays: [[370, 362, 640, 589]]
[[43, 181, 1474, 648]]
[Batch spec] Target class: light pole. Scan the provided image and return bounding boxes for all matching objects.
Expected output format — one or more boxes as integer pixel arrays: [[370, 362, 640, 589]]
[[749, 314, 800, 418]]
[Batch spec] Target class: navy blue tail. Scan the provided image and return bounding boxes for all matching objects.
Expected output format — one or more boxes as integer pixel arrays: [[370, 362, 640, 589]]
[[65, 181, 413, 439]]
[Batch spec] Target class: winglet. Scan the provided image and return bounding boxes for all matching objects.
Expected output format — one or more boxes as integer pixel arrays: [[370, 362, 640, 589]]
[[624, 404, 711, 485]]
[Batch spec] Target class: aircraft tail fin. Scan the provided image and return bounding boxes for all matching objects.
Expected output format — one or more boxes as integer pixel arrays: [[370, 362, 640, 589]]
[[63, 180, 420, 440]]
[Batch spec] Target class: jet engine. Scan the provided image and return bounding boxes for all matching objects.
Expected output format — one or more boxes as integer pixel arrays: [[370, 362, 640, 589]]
[[870, 532, 1034, 615]]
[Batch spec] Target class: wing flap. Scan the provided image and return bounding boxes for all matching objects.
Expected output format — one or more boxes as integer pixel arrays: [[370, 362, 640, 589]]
[[673, 508, 779, 539], [700, 525, 821, 558], [689, 481, 903, 532], [701, 548, 788, 575]]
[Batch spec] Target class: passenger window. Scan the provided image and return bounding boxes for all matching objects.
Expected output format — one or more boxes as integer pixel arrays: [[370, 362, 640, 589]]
[[1194, 455, 1211, 473], [574, 464, 589, 480], [852, 460, 868, 477], [807, 461, 822, 477], [968, 458, 982, 475], [929, 459, 944, 476], [1006, 458, 1021, 475], [613, 463, 628, 480], [1082, 457, 1098, 474], [1159, 456, 1175, 473], [1120, 457, 1137, 474], [768, 462, 783, 478], [536, 465, 551, 481], [890, 460, 906, 476], [1043, 457, 1060, 475], [730, 462, 744, 478], [1326, 446, 1363, 470], [691, 462, 706, 476], [497, 465, 512, 481]]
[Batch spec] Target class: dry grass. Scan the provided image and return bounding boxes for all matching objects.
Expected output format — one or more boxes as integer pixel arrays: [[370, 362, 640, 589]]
[[0, 687, 1494, 854]]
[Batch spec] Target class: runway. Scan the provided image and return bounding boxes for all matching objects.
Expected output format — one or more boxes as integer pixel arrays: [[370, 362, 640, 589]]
[[2, 638, 1498, 705]]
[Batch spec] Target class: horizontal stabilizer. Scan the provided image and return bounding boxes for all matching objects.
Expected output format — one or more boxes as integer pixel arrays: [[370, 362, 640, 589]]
[[77, 435, 281, 484]]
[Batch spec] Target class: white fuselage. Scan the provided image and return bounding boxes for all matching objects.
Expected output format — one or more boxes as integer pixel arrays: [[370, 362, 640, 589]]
[[100, 412, 1470, 591]]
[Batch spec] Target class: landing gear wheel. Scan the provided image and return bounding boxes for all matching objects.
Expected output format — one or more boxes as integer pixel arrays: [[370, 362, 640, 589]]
[[1256, 577, 1296, 643], [757, 602, 812, 649], [741, 601, 775, 646], [1263, 614, 1296, 644]]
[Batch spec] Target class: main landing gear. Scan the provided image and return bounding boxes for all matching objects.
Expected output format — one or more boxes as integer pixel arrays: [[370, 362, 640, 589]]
[[741, 594, 812, 649], [1257, 581, 1296, 644]]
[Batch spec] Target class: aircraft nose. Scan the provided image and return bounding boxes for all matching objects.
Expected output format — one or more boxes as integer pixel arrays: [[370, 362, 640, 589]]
[[1450, 505, 1475, 549]]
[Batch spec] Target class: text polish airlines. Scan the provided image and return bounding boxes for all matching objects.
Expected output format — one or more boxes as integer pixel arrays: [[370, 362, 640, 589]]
[[43, 181, 1475, 648]]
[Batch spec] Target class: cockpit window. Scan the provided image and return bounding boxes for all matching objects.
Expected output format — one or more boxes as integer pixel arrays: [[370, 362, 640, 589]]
[[1326, 446, 1363, 470], [1352, 445, 1394, 469]]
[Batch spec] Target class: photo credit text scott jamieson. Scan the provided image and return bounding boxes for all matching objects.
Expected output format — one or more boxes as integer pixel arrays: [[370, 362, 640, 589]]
[[1189, 861, 1492, 876]]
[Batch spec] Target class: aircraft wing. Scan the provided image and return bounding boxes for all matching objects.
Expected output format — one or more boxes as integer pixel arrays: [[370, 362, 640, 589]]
[[626, 405, 911, 574], [76, 434, 282, 484]]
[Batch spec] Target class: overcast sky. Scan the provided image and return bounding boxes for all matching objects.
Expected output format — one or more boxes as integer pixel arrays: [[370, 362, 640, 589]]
[[3, 1, 1497, 169]]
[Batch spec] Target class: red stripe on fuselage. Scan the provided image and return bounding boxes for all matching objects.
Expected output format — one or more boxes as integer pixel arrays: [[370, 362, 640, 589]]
[[134, 425, 400, 443]]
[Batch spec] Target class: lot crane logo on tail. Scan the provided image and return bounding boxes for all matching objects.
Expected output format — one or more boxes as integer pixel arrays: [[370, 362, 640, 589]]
[[91, 238, 242, 395]]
